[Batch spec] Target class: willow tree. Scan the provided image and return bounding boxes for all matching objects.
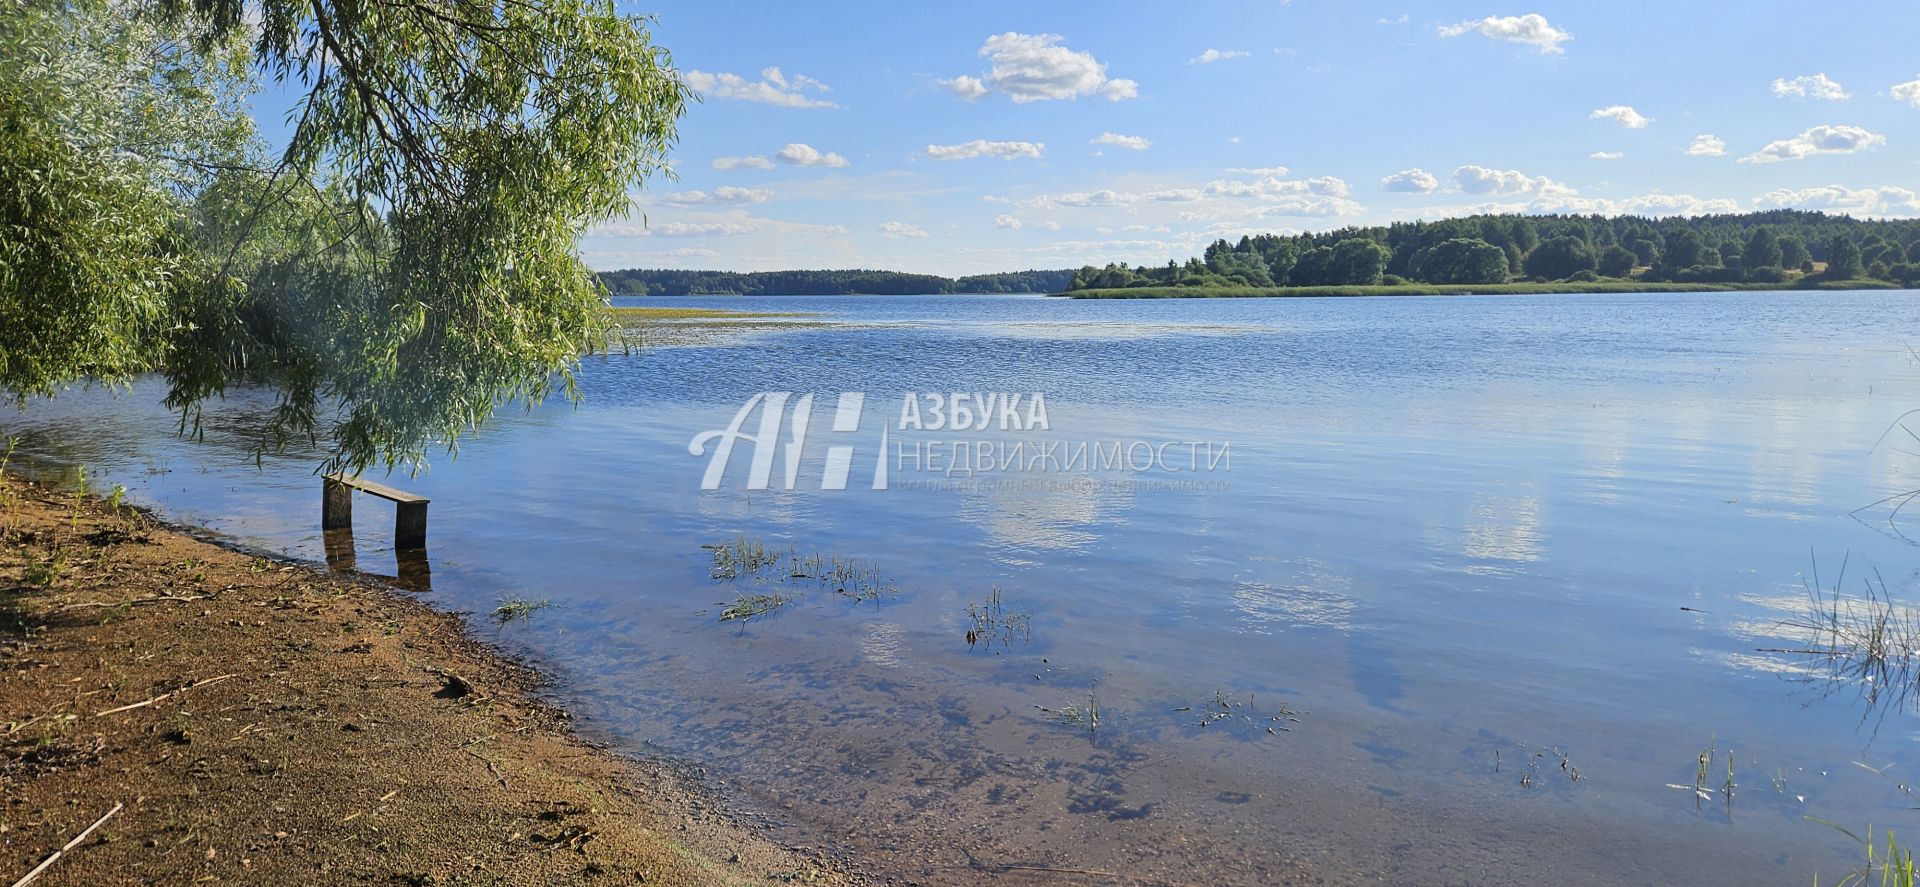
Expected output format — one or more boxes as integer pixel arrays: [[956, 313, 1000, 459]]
[[0, 0, 687, 471]]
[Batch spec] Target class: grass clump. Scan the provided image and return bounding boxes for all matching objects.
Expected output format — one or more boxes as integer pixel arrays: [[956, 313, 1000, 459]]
[[706, 535, 781, 581], [489, 596, 555, 625], [1037, 685, 1101, 735], [1811, 822, 1916, 886], [1173, 689, 1303, 738], [965, 586, 1032, 651], [1762, 556, 1920, 725], [703, 535, 894, 602], [717, 592, 790, 623], [21, 546, 67, 589]]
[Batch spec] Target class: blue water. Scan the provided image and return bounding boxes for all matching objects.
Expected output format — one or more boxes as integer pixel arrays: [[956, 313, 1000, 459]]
[[9, 290, 1920, 885]]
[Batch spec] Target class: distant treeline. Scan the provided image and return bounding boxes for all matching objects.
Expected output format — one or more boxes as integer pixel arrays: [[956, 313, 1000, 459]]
[[599, 268, 1075, 296], [1067, 210, 1920, 292]]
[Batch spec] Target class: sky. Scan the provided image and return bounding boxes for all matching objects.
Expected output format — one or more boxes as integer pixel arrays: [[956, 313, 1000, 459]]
[[265, 1, 1920, 276]]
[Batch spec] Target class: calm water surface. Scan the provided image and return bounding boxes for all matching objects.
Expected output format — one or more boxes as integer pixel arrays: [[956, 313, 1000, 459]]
[[9, 290, 1920, 885]]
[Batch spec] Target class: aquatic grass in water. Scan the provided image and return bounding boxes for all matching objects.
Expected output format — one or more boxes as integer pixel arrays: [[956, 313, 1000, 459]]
[[1038, 685, 1101, 735], [718, 592, 791, 622], [965, 585, 1032, 651], [490, 596, 555, 625], [1810, 822, 1917, 887], [706, 535, 781, 581], [704, 536, 894, 602], [1665, 738, 1736, 811], [1173, 690, 1303, 739], [1762, 555, 1920, 729]]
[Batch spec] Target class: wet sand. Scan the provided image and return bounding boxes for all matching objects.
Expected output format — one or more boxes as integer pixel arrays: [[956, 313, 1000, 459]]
[[0, 475, 860, 886]]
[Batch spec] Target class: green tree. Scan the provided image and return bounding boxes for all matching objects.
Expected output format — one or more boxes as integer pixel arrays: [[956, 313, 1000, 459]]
[[1261, 242, 1300, 285], [1329, 238, 1392, 285], [1, 0, 689, 473], [1743, 229, 1781, 273], [1524, 236, 1597, 280], [1779, 236, 1811, 270], [1292, 246, 1336, 286], [1597, 245, 1636, 278], [1412, 239, 1509, 284], [1631, 238, 1659, 266], [1827, 235, 1864, 279], [1, 0, 252, 399]]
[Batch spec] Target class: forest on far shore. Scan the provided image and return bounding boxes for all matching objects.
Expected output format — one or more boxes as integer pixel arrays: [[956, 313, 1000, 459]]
[[1066, 210, 1920, 292]]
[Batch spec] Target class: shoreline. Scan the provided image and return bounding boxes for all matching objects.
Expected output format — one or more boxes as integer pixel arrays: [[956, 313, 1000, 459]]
[[1060, 279, 1907, 299], [0, 475, 862, 886]]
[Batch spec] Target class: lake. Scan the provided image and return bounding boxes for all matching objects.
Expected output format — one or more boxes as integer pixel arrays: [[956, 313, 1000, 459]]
[[7, 290, 1920, 885]]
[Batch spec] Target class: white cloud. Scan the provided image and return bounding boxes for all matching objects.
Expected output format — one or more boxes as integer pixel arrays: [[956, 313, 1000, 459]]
[[1091, 132, 1151, 151], [1452, 164, 1568, 197], [1381, 168, 1440, 193], [1590, 105, 1651, 129], [1893, 77, 1920, 108], [942, 75, 989, 101], [1753, 185, 1920, 217], [1607, 192, 1741, 216], [879, 221, 929, 239], [683, 68, 837, 109], [1190, 48, 1251, 64], [1438, 14, 1572, 54], [711, 155, 775, 171], [925, 140, 1045, 161], [591, 213, 850, 239], [775, 143, 850, 168], [1026, 173, 1361, 218], [660, 186, 773, 206], [1378, 14, 1409, 25], [947, 32, 1139, 103], [1590, 151, 1624, 160], [1686, 134, 1726, 157], [1741, 124, 1886, 163], [1417, 189, 1739, 219], [1772, 73, 1850, 101], [993, 214, 1023, 229], [1228, 165, 1290, 176]]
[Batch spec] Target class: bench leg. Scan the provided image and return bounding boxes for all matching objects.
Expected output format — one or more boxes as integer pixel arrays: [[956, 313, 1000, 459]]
[[323, 528, 357, 573], [322, 478, 353, 531], [395, 501, 428, 551]]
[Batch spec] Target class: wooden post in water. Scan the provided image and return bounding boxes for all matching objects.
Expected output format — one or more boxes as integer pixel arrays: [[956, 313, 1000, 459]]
[[322, 473, 428, 551], [322, 476, 353, 531], [395, 501, 428, 552]]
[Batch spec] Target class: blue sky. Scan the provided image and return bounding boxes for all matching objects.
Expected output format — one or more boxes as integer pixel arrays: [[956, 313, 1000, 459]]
[[271, 2, 1920, 275]]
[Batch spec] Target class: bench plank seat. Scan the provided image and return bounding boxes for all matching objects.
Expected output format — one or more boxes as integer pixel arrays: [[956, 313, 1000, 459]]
[[322, 474, 430, 551], [325, 473, 429, 504]]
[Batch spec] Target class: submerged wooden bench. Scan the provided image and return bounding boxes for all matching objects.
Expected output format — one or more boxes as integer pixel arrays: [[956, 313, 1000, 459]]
[[322, 473, 430, 551]]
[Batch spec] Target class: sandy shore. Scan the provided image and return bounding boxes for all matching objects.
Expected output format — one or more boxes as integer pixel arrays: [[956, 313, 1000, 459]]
[[0, 475, 861, 886]]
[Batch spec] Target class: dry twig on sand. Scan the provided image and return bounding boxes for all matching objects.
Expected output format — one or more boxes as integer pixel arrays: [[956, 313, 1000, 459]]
[[9, 802, 123, 887]]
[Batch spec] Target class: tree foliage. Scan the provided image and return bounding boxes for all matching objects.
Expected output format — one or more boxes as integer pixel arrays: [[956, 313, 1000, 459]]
[[1066, 210, 1920, 293], [1412, 239, 1509, 285], [1, 0, 689, 472], [1597, 245, 1637, 278], [1524, 236, 1596, 281]]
